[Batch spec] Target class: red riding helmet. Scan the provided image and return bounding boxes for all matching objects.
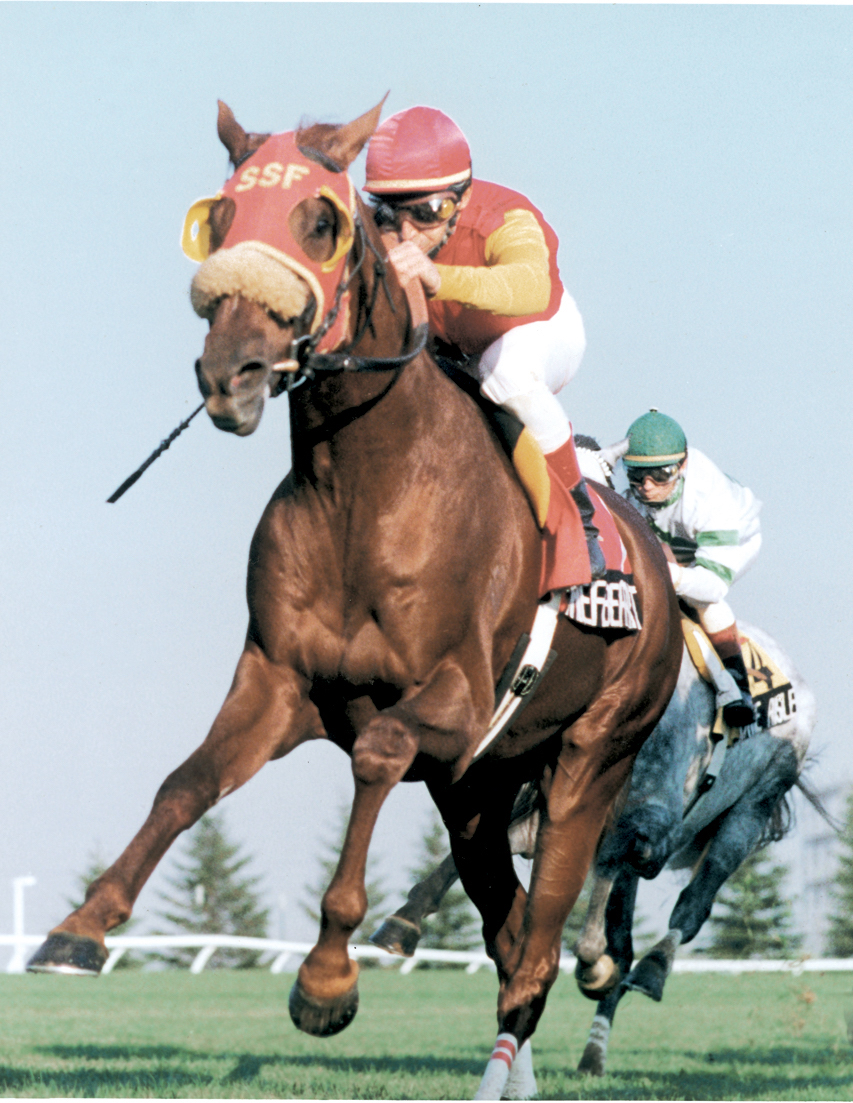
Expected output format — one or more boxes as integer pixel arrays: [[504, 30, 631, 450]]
[[364, 106, 472, 195]]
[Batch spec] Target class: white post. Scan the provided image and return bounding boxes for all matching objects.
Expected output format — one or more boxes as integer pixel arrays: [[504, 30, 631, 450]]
[[189, 943, 218, 974], [6, 876, 37, 974]]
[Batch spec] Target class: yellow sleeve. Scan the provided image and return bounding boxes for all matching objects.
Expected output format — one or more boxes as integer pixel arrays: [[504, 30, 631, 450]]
[[432, 208, 553, 317]]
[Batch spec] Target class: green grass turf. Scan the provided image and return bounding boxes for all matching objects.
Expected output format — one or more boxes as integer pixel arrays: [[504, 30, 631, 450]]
[[0, 967, 851, 1098]]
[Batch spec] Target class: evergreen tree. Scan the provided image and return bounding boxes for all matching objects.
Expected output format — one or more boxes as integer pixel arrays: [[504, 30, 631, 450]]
[[68, 851, 138, 969], [301, 802, 390, 949], [407, 809, 481, 961], [705, 847, 802, 959], [826, 788, 853, 956], [155, 811, 269, 968]]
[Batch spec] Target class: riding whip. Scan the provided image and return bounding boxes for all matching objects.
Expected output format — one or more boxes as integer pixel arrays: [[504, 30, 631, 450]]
[[106, 402, 205, 503]]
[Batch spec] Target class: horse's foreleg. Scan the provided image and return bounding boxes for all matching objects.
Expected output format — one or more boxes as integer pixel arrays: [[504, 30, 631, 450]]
[[290, 712, 420, 1036], [28, 649, 314, 976], [623, 929, 683, 1002], [573, 873, 615, 993], [627, 739, 800, 1002], [370, 852, 459, 957], [575, 861, 641, 1000], [291, 659, 489, 1037], [672, 738, 799, 944]]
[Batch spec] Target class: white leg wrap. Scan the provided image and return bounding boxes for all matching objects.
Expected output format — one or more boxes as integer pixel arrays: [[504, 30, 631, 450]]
[[503, 1039, 537, 1100], [586, 1012, 611, 1054], [474, 1033, 516, 1101]]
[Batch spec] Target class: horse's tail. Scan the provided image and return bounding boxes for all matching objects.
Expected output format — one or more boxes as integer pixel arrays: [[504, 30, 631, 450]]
[[794, 760, 843, 834], [757, 790, 795, 847], [757, 753, 841, 847]]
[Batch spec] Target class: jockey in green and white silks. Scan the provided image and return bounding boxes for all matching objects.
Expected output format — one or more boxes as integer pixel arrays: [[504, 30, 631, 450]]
[[621, 409, 761, 727]]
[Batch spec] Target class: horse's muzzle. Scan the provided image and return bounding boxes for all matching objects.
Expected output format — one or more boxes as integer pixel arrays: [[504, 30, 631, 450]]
[[204, 390, 266, 435], [197, 354, 273, 435]]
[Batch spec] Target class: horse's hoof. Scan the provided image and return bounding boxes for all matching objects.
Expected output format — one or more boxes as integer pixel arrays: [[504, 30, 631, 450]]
[[26, 932, 107, 977], [288, 978, 359, 1037], [368, 915, 420, 957], [577, 1043, 607, 1077], [623, 955, 665, 1002], [575, 954, 621, 1001]]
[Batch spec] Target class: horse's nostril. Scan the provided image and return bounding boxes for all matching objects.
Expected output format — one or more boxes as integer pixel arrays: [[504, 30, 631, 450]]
[[239, 361, 266, 375]]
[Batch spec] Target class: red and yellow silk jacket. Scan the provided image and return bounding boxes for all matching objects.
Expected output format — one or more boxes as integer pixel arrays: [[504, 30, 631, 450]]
[[428, 179, 563, 357]]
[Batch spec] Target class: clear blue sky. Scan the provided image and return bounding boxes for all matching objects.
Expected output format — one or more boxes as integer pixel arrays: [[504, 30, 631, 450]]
[[1, 3, 851, 945]]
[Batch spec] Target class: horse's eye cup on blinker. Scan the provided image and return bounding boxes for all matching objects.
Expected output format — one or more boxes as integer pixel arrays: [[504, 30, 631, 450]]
[[181, 195, 221, 262]]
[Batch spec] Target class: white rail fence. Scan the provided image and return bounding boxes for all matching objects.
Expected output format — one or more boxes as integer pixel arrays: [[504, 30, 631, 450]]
[[4, 933, 853, 976]]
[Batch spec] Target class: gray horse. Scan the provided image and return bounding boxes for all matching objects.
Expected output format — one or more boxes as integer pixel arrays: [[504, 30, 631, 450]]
[[571, 620, 815, 1075]]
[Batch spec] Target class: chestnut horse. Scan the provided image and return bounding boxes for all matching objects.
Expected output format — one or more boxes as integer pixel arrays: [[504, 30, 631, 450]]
[[28, 100, 681, 1096]]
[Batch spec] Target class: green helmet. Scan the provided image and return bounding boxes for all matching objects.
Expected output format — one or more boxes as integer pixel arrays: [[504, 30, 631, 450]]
[[623, 409, 687, 467]]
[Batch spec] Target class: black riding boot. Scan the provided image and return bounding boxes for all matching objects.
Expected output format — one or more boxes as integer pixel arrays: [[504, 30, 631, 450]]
[[570, 480, 607, 582], [721, 652, 756, 727]]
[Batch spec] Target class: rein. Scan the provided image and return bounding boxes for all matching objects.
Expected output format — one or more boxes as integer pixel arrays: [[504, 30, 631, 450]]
[[108, 214, 428, 501], [278, 216, 429, 392]]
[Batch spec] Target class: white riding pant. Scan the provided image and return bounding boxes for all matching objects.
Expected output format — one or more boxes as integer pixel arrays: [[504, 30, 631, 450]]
[[683, 532, 762, 634], [697, 600, 738, 636], [477, 291, 586, 454]]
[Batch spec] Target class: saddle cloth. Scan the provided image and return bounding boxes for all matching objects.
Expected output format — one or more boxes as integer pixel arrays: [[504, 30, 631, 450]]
[[681, 616, 797, 740]]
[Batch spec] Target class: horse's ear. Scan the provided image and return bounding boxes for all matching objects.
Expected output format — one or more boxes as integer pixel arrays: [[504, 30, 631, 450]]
[[217, 101, 250, 165], [304, 95, 388, 172], [216, 101, 272, 168]]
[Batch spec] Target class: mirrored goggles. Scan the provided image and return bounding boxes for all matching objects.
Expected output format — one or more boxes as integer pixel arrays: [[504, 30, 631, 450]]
[[626, 462, 683, 486], [373, 194, 459, 230]]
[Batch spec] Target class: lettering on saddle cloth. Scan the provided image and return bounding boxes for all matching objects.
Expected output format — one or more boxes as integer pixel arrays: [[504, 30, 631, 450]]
[[741, 635, 797, 730], [560, 576, 642, 633]]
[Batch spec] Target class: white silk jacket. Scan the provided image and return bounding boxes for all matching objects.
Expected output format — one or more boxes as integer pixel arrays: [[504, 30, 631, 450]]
[[624, 448, 762, 606]]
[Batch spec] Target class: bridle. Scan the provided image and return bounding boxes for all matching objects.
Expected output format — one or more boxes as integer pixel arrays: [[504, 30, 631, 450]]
[[273, 214, 429, 394], [108, 213, 429, 503]]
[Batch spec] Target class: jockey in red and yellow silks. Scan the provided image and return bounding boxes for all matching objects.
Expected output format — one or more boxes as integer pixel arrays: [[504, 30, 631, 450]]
[[364, 106, 604, 584], [423, 179, 563, 356]]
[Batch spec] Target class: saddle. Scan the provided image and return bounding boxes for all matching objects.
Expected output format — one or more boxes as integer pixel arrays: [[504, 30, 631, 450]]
[[437, 358, 639, 636], [681, 615, 797, 741]]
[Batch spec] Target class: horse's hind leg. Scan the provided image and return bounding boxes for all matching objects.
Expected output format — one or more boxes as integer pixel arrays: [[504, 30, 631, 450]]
[[370, 852, 459, 957], [28, 649, 315, 976]]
